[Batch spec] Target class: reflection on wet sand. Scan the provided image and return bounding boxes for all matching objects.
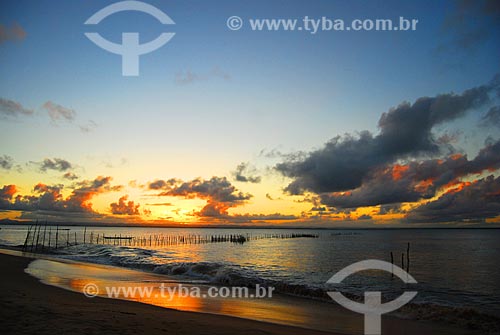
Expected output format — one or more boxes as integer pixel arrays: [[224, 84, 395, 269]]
[[25, 258, 362, 333]]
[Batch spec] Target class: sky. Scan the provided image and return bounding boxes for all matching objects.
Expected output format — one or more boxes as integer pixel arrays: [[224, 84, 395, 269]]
[[1, 0, 499, 226]]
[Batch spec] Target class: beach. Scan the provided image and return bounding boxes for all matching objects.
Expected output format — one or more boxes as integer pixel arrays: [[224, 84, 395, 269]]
[[0, 250, 484, 335], [0, 252, 335, 335]]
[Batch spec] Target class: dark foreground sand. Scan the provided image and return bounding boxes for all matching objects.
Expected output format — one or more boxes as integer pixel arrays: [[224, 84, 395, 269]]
[[0, 253, 336, 335]]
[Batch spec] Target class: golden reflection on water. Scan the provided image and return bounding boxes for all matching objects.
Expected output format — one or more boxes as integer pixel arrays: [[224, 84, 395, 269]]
[[26, 259, 316, 329], [66, 277, 308, 326]]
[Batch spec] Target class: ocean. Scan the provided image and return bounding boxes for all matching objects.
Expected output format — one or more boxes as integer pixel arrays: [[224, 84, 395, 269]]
[[1, 225, 499, 323]]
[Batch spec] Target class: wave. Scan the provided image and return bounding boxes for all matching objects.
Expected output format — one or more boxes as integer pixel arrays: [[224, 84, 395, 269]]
[[396, 303, 500, 334]]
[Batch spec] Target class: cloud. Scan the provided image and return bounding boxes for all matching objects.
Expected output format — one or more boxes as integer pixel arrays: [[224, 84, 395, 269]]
[[43, 101, 76, 123], [148, 178, 179, 190], [175, 66, 231, 85], [379, 204, 405, 215], [232, 162, 262, 183], [79, 120, 98, 133], [223, 213, 299, 223], [276, 76, 499, 195], [0, 22, 26, 44], [320, 139, 500, 209], [406, 175, 500, 223], [480, 106, 500, 127], [0, 155, 13, 170], [110, 195, 140, 215], [161, 177, 252, 203], [0, 98, 33, 118], [0, 185, 17, 208], [150, 176, 252, 217], [67, 176, 123, 212], [62, 172, 79, 180], [38, 158, 73, 172], [0, 176, 122, 214]]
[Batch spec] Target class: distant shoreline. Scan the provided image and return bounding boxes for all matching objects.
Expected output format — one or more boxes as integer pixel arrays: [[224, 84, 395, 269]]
[[1, 220, 499, 229]]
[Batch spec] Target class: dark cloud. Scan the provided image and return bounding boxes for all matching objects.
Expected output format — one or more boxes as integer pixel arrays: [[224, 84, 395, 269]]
[[62, 172, 79, 180], [157, 177, 251, 203], [480, 106, 500, 127], [232, 162, 262, 183], [259, 148, 287, 159], [226, 213, 299, 223], [321, 139, 500, 209], [150, 176, 252, 217], [39, 158, 73, 172], [43, 101, 76, 123], [406, 175, 500, 223], [0, 176, 122, 214], [0, 155, 13, 170], [0, 98, 33, 118], [110, 195, 140, 215], [0, 22, 26, 43], [145, 202, 173, 206], [276, 77, 499, 195], [148, 178, 179, 190]]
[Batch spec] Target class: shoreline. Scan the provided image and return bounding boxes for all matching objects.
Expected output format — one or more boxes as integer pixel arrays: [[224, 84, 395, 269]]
[[0, 249, 483, 334], [0, 252, 335, 335], [2, 221, 500, 229]]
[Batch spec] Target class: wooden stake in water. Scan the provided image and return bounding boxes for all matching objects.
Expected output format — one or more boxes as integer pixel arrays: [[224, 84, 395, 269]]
[[390, 251, 394, 279], [48, 226, 52, 248], [23, 225, 32, 251], [41, 222, 47, 251], [406, 243, 410, 274], [34, 221, 41, 252], [55, 225, 59, 249]]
